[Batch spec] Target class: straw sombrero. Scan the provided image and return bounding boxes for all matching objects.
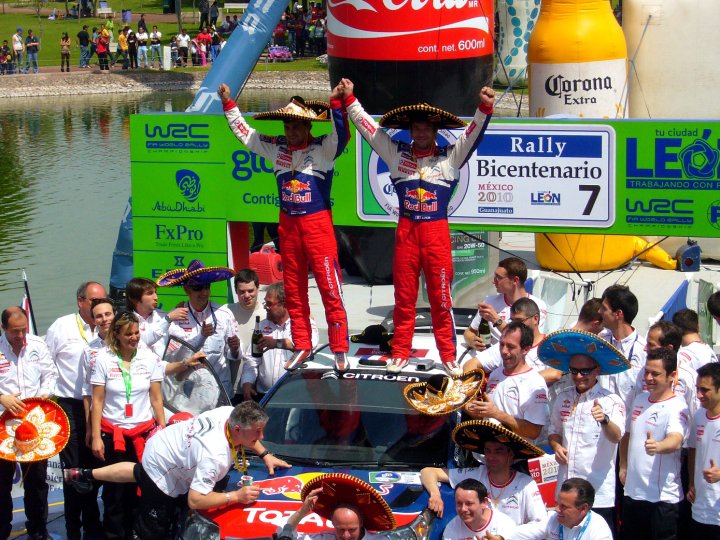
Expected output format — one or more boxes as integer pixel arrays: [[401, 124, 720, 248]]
[[538, 329, 630, 375], [253, 96, 330, 122], [0, 398, 70, 463], [156, 259, 235, 288], [452, 420, 544, 459], [379, 103, 466, 130], [403, 370, 485, 416], [300, 473, 396, 532]]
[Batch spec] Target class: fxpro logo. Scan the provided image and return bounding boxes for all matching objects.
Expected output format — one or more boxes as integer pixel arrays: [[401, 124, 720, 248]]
[[625, 198, 693, 225], [144, 123, 210, 150], [530, 191, 561, 206]]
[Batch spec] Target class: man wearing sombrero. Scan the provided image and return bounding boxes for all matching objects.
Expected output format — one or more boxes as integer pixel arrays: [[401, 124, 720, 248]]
[[157, 259, 243, 395], [0, 307, 62, 540], [337, 79, 495, 376], [277, 473, 396, 540], [421, 419, 546, 529], [540, 329, 628, 536], [218, 82, 351, 373]]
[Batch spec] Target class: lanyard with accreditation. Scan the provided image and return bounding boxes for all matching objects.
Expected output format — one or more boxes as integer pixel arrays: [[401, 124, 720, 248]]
[[116, 351, 136, 417]]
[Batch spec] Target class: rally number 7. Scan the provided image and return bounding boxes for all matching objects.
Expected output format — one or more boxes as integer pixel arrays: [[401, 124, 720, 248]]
[[579, 185, 600, 215]]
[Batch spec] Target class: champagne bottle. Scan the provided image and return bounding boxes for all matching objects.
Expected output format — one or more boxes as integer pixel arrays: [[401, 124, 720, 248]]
[[478, 318, 492, 347], [251, 316, 262, 358]]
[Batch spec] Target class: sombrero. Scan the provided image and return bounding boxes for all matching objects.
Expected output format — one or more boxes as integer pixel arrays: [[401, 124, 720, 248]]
[[0, 398, 70, 463], [156, 259, 235, 288], [403, 370, 485, 416], [379, 103, 466, 130], [253, 96, 330, 122], [538, 329, 630, 375], [350, 324, 392, 353], [452, 420, 544, 459], [300, 473, 396, 532]]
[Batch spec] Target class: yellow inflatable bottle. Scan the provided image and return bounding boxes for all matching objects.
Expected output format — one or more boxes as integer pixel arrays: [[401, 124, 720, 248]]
[[528, 0, 628, 118]]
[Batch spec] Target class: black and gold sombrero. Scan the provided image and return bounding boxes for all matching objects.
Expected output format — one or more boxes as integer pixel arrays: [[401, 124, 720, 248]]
[[253, 96, 330, 122], [403, 370, 485, 416], [156, 259, 235, 287], [379, 103, 466, 130], [452, 420, 544, 459], [300, 473, 396, 532], [538, 329, 630, 375]]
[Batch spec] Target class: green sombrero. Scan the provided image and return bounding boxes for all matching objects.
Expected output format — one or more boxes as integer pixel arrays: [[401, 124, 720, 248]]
[[452, 419, 544, 459], [538, 329, 630, 375], [379, 102, 466, 130]]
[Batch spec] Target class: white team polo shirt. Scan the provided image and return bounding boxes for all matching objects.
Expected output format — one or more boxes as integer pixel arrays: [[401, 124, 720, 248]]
[[443, 508, 517, 539], [687, 409, 720, 526], [0, 334, 58, 408], [470, 293, 548, 343], [46, 312, 99, 399]]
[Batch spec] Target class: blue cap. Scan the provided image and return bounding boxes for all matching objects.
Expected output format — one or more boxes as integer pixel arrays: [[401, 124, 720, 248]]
[[16, 27, 22, 32]]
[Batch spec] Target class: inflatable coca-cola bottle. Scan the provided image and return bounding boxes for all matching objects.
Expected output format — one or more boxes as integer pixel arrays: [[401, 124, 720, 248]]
[[326, 0, 494, 115]]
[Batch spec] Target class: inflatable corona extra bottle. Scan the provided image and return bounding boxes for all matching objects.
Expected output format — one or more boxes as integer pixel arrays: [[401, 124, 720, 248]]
[[527, 0, 628, 118], [326, 0, 494, 115]]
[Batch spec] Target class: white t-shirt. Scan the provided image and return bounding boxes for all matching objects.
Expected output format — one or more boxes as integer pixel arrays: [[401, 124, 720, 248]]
[[549, 383, 625, 507], [46, 312, 100, 399], [142, 406, 235, 497], [470, 293, 548, 343], [136, 31, 149, 45], [486, 366, 549, 442], [219, 301, 264, 392], [81, 336, 107, 398], [544, 511, 613, 540], [135, 309, 170, 359], [449, 467, 546, 526], [678, 341, 717, 372], [631, 361, 699, 419], [624, 392, 689, 503], [177, 33, 191, 47], [12, 33, 23, 52], [443, 509, 517, 539], [687, 409, 720, 526], [597, 328, 646, 409], [0, 334, 57, 408], [90, 347, 163, 428]]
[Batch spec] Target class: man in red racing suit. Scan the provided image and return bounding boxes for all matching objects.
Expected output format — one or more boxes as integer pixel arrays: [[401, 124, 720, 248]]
[[339, 79, 495, 375], [218, 83, 351, 372]]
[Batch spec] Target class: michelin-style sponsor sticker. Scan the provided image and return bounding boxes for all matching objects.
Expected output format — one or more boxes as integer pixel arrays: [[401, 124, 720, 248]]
[[369, 471, 421, 485]]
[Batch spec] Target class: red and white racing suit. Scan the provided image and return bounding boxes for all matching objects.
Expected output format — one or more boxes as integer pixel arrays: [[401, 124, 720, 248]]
[[345, 95, 492, 363], [223, 98, 351, 353]]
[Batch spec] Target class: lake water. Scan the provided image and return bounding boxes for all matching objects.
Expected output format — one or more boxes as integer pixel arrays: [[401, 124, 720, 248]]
[[0, 89, 328, 333]]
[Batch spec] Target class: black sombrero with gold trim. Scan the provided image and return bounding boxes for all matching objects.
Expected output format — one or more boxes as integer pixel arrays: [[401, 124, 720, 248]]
[[452, 420, 544, 459], [403, 370, 485, 416], [300, 473, 396, 532], [156, 259, 235, 287], [538, 329, 630, 375], [253, 96, 330, 122], [379, 103, 466, 130]]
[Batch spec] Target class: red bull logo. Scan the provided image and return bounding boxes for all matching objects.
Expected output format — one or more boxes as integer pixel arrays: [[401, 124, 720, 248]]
[[282, 179, 313, 204], [403, 188, 438, 212], [254, 476, 305, 498]]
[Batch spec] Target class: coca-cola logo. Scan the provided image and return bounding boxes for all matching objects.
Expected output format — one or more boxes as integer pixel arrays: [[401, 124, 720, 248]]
[[327, 0, 493, 61]]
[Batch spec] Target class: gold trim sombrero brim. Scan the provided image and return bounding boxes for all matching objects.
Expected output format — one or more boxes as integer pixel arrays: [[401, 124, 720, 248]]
[[157, 259, 235, 287], [253, 97, 330, 122], [403, 369, 485, 416], [379, 103, 466, 130], [452, 420, 544, 459], [300, 473, 396, 532], [0, 398, 70, 463], [538, 329, 630, 375]]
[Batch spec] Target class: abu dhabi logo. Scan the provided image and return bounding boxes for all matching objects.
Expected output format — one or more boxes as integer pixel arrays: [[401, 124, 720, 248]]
[[176, 169, 201, 202]]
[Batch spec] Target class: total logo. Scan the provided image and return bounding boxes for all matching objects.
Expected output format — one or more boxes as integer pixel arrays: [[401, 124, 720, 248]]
[[530, 191, 561, 206], [366, 129, 469, 220]]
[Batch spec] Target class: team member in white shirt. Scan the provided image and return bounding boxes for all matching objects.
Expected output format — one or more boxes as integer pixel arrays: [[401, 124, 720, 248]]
[[464, 322, 549, 443], [541, 330, 628, 536], [597, 284, 646, 409], [442, 478, 517, 539], [64, 401, 290, 540], [464, 257, 548, 350], [45, 281, 107, 540], [220, 269, 264, 403], [422, 420, 546, 528], [90, 311, 165, 540], [619, 348, 689, 540], [687, 362, 720, 538], [240, 282, 318, 401], [545, 478, 614, 540], [673, 308, 718, 371], [0, 307, 58, 540], [158, 259, 243, 396]]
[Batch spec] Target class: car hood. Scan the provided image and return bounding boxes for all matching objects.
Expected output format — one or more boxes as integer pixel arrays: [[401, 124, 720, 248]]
[[201, 463, 432, 539]]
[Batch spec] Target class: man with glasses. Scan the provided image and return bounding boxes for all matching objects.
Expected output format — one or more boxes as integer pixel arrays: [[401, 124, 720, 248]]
[[541, 330, 629, 536], [45, 282, 107, 540], [465, 257, 547, 351], [239, 282, 318, 402]]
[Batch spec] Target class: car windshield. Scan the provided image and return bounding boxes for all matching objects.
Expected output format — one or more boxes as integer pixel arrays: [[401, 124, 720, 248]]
[[261, 370, 453, 468]]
